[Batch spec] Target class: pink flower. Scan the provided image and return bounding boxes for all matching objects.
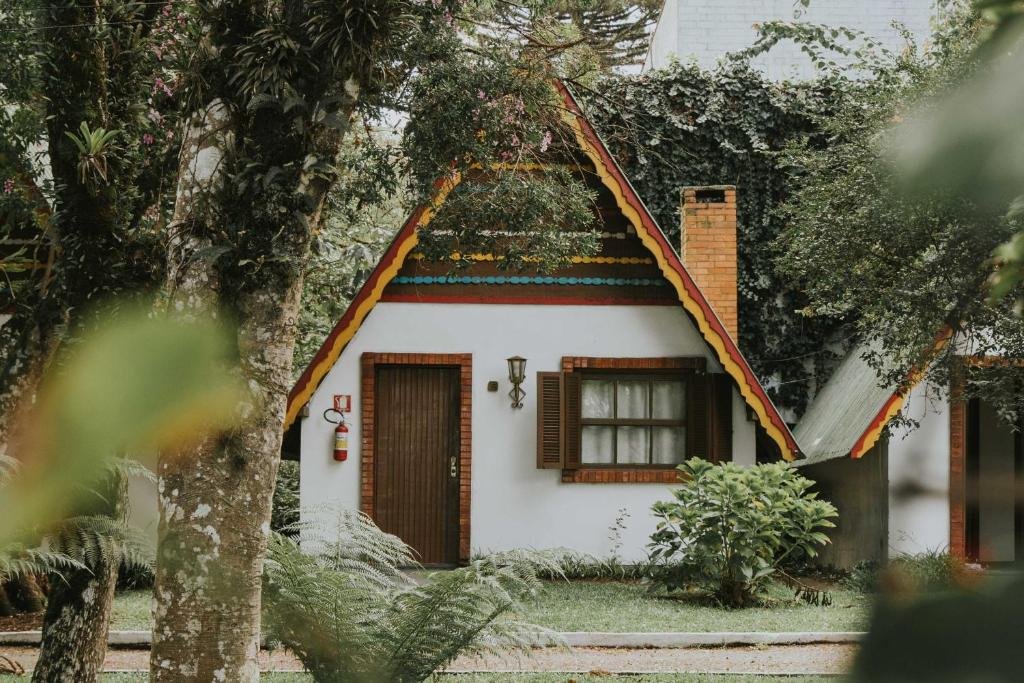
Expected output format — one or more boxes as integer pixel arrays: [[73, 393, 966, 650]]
[[477, 90, 487, 100], [539, 130, 553, 153], [142, 133, 155, 145], [3, 179, 14, 194], [152, 77, 173, 97]]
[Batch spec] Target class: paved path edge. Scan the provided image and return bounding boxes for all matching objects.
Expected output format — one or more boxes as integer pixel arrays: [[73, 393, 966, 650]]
[[0, 630, 865, 648]]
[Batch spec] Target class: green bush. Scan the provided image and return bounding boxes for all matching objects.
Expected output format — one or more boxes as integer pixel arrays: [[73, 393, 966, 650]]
[[845, 551, 969, 594], [528, 551, 650, 581], [271, 460, 300, 536], [648, 458, 838, 607]]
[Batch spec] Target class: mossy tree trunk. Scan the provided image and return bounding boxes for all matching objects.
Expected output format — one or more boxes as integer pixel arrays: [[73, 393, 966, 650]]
[[151, 101, 340, 681], [31, 561, 119, 682], [32, 472, 126, 683]]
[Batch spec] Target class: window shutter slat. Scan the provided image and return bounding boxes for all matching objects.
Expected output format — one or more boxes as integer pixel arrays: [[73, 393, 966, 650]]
[[536, 372, 563, 469], [710, 373, 734, 463], [687, 371, 710, 461], [562, 371, 582, 469]]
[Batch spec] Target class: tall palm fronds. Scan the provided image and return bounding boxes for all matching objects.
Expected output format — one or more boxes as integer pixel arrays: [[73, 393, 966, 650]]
[[263, 510, 562, 683]]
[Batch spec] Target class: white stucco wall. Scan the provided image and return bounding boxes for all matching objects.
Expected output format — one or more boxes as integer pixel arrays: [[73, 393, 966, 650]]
[[644, 0, 934, 80], [887, 382, 950, 555], [300, 302, 758, 561]]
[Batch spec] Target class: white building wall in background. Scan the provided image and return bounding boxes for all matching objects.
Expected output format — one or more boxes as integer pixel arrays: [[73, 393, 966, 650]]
[[644, 0, 934, 80], [300, 302, 757, 561], [887, 381, 950, 555]]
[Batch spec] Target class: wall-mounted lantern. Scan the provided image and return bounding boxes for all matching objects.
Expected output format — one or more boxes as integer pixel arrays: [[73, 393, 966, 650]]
[[507, 356, 527, 409]]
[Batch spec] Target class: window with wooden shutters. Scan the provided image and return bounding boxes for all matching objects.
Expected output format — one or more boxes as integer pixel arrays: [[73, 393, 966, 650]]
[[709, 373, 733, 464], [535, 358, 734, 475], [536, 372, 562, 469], [578, 373, 688, 466]]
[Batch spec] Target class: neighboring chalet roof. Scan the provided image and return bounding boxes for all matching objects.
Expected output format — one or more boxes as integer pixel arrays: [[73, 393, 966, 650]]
[[285, 81, 800, 461], [793, 342, 904, 465]]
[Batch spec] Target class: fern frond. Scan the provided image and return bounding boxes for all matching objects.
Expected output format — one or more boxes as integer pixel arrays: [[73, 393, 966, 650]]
[[0, 543, 87, 582], [104, 458, 156, 484], [263, 507, 557, 683], [46, 514, 154, 575]]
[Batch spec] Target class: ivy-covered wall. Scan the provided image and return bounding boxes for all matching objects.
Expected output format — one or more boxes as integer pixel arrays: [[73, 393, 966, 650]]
[[584, 62, 851, 417]]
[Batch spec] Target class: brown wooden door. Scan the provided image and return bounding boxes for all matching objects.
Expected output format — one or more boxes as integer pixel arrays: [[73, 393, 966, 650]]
[[373, 365, 460, 565]]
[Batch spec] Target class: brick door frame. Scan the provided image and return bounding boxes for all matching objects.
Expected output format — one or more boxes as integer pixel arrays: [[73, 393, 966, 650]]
[[948, 384, 967, 560], [360, 352, 472, 563]]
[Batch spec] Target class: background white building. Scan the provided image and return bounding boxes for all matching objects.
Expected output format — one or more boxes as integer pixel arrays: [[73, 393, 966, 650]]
[[644, 0, 935, 79]]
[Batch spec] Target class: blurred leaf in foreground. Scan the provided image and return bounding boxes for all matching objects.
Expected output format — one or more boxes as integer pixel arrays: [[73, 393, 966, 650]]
[[893, 2, 1024, 210], [852, 573, 1024, 682], [0, 306, 244, 548]]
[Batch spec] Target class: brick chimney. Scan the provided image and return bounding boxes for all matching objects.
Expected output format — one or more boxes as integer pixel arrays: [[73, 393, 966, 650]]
[[680, 185, 738, 341]]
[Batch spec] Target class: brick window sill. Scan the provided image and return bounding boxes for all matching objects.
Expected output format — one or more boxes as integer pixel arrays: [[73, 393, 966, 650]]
[[561, 468, 680, 483]]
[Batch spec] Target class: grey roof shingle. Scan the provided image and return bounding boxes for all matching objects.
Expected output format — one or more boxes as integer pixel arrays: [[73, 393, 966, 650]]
[[793, 342, 898, 465]]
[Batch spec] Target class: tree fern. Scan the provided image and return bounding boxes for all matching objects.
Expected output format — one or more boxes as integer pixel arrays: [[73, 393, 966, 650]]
[[0, 544, 85, 583], [263, 510, 562, 683], [0, 457, 154, 584], [47, 514, 154, 576]]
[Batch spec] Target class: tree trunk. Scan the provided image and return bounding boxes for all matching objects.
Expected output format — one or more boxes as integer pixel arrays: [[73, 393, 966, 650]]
[[151, 281, 302, 682], [31, 558, 118, 683], [4, 575, 46, 614], [32, 472, 126, 683], [151, 103, 311, 681]]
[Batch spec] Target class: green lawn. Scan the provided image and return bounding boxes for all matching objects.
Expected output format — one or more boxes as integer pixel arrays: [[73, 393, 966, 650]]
[[512, 580, 868, 633], [110, 589, 154, 631], [435, 677, 834, 683], [107, 579, 867, 634], [1, 676, 835, 682]]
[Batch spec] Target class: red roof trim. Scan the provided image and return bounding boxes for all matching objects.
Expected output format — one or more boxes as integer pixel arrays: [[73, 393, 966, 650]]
[[287, 205, 425, 415], [286, 83, 798, 460], [555, 82, 797, 457]]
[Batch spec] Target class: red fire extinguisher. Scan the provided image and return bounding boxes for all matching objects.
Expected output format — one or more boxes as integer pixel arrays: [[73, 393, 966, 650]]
[[333, 420, 349, 462]]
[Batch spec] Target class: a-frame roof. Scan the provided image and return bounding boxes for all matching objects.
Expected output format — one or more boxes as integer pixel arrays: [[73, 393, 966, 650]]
[[793, 342, 903, 464], [795, 333, 949, 464], [285, 82, 799, 461]]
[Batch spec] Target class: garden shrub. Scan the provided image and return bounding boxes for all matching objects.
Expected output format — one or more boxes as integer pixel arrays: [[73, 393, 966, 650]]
[[527, 551, 651, 581], [648, 458, 838, 607], [116, 563, 155, 591], [845, 551, 971, 594]]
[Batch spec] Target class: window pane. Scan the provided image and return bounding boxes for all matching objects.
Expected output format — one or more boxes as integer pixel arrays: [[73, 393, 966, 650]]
[[616, 380, 649, 419], [582, 380, 614, 419], [652, 427, 686, 465], [582, 426, 614, 464], [652, 380, 685, 420], [616, 426, 650, 464]]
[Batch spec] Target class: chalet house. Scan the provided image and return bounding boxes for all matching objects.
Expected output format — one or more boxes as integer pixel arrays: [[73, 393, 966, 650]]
[[283, 84, 797, 564], [795, 345, 1023, 568]]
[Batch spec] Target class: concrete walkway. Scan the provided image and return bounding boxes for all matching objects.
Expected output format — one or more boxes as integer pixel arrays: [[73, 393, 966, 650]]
[[0, 629, 865, 648], [0, 643, 857, 675]]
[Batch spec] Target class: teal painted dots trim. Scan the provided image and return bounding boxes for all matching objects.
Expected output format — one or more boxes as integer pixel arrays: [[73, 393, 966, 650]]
[[392, 275, 667, 287]]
